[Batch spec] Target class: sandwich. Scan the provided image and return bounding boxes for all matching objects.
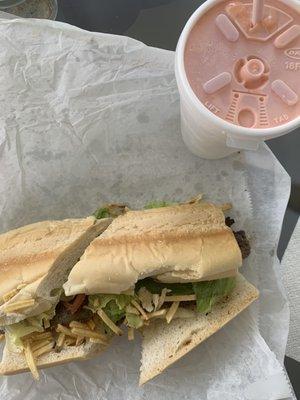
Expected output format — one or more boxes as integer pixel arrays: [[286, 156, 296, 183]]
[[0, 198, 258, 383], [0, 216, 114, 378], [62, 200, 258, 384]]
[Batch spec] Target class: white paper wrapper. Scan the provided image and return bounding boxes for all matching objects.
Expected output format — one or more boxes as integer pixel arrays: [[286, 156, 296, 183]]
[[0, 16, 295, 400]]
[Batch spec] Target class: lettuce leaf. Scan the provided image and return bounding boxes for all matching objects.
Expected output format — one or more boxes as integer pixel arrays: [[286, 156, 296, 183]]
[[192, 277, 236, 313], [86, 278, 235, 333], [88, 294, 133, 324], [6, 322, 43, 348], [104, 300, 126, 324], [6, 304, 56, 349], [135, 278, 194, 295], [136, 277, 236, 314], [87, 293, 146, 330]]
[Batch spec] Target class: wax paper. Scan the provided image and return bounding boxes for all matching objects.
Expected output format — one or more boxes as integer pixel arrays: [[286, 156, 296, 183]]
[[0, 16, 295, 400]]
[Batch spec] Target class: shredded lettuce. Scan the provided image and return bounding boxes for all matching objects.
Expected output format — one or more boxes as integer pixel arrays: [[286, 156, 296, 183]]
[[93, 204, 127, 219], [93, 207, 111, 219], [192, 278, 236, 313], [6, 304, 56, 349], [135, 278, 194, 295], [94, 200, 171, 217], [103, 301, 126, 324], [87, 293, 146, 330], [88, 294, 133, 324], [144, 201, 173, 209], [126, 313, 143, 329]]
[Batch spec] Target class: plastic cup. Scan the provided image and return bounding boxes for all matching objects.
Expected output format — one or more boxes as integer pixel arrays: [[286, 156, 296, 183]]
[[175, 0, 300, 159]]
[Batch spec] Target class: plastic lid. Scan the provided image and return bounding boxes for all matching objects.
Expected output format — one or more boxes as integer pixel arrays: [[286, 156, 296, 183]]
[[184, 0, 300, 128]]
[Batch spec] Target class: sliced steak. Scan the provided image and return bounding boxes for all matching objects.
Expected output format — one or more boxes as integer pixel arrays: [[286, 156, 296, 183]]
[[234, 230, 251, 259], [225, 216, 235, 227], [50, 302, 93, 327]]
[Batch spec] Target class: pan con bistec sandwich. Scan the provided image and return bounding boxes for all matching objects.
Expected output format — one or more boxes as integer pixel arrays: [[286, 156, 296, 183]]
[[0, 216, 113, 379], [0, 198, 258, 383]]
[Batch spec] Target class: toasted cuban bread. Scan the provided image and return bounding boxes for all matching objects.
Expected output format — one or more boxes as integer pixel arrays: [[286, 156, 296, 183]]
[[0, 217, 112, 325], [139, 273, 259, 385], [64, 202, 242, 296], [0, 339, 109, 376]]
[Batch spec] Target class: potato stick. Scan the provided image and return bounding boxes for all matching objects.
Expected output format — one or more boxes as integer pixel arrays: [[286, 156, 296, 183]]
[[166, 302, 180, 324], [131, 300, 148, 320], [86, 319, 95, 331], [76, 336, 85, 346], [71, 327, 108, 341], [4, 299, 35, 313], [56, 333, 65, 349], [89, 337, 109, 345], [24, 342, 39, 380], [144, 309, 167, 320], [33, 342, 54, 358], [156, 288, 170, 311], [56, 324, 77, 338], [3, 288, 18, 302], [64, 337, 76, 346], [152, 294, 160, 311], [127, 327, 134, 341], [164, 295, 196, 302], [29, 332, 53, 342], [69, 321, 88, 329], [16, 283, 27, 290], [97, 309, 123, 336], [31, 339, 53, 353], [44, 320, 50, 329]]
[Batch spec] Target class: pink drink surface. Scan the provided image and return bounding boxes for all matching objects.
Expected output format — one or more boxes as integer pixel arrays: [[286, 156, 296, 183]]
[[184, 0, 300, 128]]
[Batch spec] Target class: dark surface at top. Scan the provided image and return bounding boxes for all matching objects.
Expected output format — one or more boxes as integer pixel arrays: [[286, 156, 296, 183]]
[[57, 1, 299, 397]]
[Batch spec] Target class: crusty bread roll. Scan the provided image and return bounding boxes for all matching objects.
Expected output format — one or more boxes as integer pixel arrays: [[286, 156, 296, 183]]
[[64, 202, 242, 296], [0, 339, 110, 376], [0, 217, 112, 325], [139, 273, 259, 385]]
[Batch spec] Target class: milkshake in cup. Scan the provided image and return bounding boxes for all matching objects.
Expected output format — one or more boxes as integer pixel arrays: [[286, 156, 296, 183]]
[[175, 0, 300, 158]]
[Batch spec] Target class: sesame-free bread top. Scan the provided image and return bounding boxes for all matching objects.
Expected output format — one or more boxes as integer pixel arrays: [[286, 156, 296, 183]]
[[0, 217, 112, 325], [64, 202, 242, 296]]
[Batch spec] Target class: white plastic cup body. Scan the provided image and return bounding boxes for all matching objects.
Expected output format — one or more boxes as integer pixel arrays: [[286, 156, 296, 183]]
[[175, 0, 300, 159]]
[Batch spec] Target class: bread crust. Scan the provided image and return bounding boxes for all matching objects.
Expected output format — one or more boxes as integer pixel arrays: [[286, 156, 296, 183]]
[[0, 218, 96, 301], [0, 217, 112, 325], [0, 340, 110, 376]]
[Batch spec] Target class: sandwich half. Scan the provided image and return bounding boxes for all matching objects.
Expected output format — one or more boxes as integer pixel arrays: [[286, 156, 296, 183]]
[[0, 216, 113, 378], [62, 200, 258, 383], [139, 273, 258, 384]]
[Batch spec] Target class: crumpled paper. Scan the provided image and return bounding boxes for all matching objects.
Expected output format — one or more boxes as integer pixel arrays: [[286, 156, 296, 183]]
[[0, 16, 295, 400], [282, 218, 300, 363]]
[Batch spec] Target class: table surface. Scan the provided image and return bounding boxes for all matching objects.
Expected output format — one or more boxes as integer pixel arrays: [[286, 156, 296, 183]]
[[56, 1, 300, 397]]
